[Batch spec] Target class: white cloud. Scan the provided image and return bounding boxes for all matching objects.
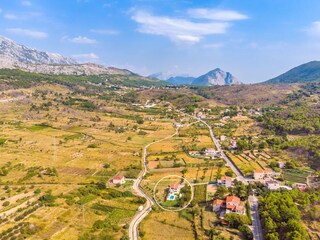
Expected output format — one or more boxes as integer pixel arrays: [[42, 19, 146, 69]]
[[0, 8, 3, 14], [6, 28, 47, 39], [4, 13, 18, 20], [66, 36, 97, 44], [306, 21, 320, 36], [90, 29, 119, 35], [21, 1, 32, 6], [203, 43, 224, 49], [188, 8, 248, 21], [72, 53, 99, 62], [132, 10, 229, 43]]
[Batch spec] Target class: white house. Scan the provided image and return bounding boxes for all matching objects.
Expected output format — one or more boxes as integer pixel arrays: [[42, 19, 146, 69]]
[[167, 183, 184, 201], [265, 180, 280, 190], [253, 169, 278, 180], [205, 148, 217, 156], [220, 135, 227, 141], [217, 176, 234, 188], [112, 175, 125, 184], [169, 183, 183, 194]]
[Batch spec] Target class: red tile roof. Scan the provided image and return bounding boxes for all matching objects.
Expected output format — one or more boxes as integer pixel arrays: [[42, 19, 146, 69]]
[[113, 175, 124, 180], [235, 206, 244, 211], [170, 183, 179, 189], [227, 205, 236, 211], [226, 196, 240, 204], [213, 199, 225, 206]]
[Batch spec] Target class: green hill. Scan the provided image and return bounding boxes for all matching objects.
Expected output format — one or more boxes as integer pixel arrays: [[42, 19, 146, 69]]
[[266, 61, 320, 83], [0, 69, 169, 90]]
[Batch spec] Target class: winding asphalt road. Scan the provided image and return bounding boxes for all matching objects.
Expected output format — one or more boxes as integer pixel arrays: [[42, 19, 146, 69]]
[[186, 113, 264, 239], [183, 112, 247, 183], [199, 116, 263, 240], [199, 118, 247, 183], [129, 126, 180, 240]]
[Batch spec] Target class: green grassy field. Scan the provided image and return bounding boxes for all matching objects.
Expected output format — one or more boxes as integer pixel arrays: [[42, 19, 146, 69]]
[[283, 169, 311, 184]]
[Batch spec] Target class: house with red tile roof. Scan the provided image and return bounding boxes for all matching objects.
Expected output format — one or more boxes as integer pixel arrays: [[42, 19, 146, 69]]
[[167, 183, 184, 201], [292, 183, 307, 191], [226, 196, 241, 211], [112, 175, 125, 184], [213, 199, 225, 212], [205, 148, 217, 156], [212, 195, 244, 215]]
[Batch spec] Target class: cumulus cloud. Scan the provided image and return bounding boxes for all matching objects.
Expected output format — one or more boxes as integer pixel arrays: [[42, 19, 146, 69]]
[[132, 10, 229, 43], [65, 36, 97, 44], [90, 29, 119, 35], [6, 28, 47, 39], [187, 8, 248, 21], [306, 21, 320, 36], [72, 53, 99, 62]]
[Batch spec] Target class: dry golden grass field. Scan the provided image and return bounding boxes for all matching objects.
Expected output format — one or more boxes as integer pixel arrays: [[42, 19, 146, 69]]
[[0, 84, 178, 239]]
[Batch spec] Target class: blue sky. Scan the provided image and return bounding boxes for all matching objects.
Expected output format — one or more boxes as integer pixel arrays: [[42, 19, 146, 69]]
[[1, 0, 320, 83]]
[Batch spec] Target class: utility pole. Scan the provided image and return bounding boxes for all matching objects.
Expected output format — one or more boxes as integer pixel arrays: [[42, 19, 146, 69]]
[[81, 204, 85, 224], [53, 136, 57, 161]]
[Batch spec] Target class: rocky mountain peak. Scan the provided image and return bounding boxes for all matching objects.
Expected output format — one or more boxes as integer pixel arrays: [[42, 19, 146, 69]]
[[193, 68, 241, 86], [0, 35, 77, 65]]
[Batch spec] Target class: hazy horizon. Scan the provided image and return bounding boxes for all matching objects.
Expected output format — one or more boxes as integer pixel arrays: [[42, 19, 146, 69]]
[[1, 0, 320, 83]]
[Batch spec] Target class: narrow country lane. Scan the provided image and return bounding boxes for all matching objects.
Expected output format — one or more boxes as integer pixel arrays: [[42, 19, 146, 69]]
[[183, 111, 247, 183], [249, 195, 264, 240], [184, 111, 264, 239], [129, 126, 180, 240]]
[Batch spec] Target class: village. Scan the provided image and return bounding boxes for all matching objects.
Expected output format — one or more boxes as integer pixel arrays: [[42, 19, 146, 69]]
[[110, 141, 308, 217]]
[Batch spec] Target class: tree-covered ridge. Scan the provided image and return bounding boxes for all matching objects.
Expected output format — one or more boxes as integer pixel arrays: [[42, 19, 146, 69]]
[[266, 61, 320, 84], [259, 104, 320, 135], [281, 136, 320, 170], [0, 69, 169, 90], [259, 190, 320, 240]]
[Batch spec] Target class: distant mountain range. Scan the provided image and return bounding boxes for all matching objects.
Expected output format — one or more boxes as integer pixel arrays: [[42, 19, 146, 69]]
[[0, 35, 136, 76], [266, 61, 320, 84], [167, 76, 195, 85], [0, 35, 76, 65], [151, 68, 241, 86], [148, 72, 177, 81], [3, 34, 320, 86]]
